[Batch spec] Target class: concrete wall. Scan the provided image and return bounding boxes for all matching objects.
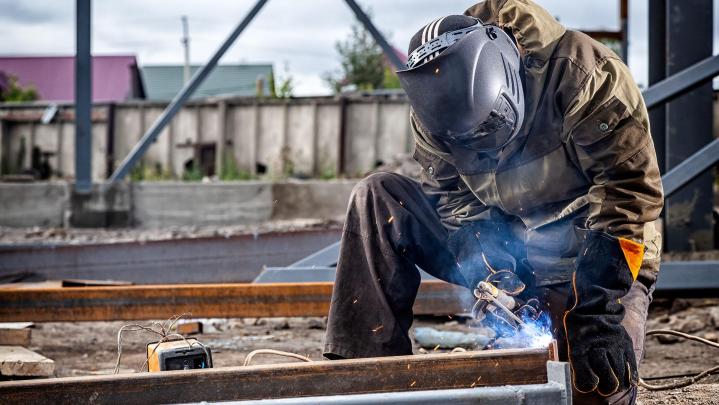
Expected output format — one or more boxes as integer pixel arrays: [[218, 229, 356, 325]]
[[0, 95, 411, 181], [0, 180, 358, 228]]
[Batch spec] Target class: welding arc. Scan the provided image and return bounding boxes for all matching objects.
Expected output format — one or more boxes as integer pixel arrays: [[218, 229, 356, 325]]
[[638, 329, 719, 391]]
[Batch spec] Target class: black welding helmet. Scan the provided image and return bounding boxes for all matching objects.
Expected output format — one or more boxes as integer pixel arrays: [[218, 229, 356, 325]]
[[397, 15, 524, 151]]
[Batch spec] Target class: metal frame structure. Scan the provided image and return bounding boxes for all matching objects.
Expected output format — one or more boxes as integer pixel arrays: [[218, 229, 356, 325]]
[[67, 1, 718, 287], [101, 0, 403, 184], [74, 0, 92, 193]]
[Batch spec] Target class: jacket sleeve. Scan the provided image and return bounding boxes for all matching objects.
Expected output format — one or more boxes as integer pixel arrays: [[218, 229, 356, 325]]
[[562, 56, 664, 244]]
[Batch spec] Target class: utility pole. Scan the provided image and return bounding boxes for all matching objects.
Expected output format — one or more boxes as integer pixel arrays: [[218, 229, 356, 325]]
[[181, 15, 191, 84]]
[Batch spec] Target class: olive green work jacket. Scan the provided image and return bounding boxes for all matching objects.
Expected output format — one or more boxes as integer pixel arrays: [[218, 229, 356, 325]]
[[411, 0, 664, 286]]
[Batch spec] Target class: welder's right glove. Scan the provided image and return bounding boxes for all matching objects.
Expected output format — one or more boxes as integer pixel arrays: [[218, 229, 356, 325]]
[[563, 229, 644, 396]]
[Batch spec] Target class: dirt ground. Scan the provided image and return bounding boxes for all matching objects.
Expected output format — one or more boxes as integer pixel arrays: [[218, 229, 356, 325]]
[[20, 298, 719, 404]]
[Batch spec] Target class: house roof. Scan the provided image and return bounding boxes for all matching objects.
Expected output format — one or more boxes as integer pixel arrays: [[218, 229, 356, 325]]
[[0, 55, 142, 102], [140, 64, 273, 100]]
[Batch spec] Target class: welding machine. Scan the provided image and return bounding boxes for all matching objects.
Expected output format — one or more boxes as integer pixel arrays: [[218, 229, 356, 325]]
[[146, 338, 213, 372]]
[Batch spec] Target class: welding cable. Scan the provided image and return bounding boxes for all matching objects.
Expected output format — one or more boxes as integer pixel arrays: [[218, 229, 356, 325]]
[[638, 329, 719, 391], [243, 349, 313, 366]]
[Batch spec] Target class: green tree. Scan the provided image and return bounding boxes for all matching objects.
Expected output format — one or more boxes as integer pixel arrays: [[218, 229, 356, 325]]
[[271, 61, 294, 99], [0, 72, 38, 102], [325, 21, 399, 93]]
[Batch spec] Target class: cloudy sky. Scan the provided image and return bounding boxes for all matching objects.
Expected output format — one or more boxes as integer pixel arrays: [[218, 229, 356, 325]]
[[0, 0, 717, 95]]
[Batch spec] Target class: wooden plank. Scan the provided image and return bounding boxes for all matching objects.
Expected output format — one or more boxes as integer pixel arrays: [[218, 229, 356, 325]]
[[0, 344, 556, 405], [0, 281, 472, 322], [0, 346, 54, 377], [0, 329, 31, 346]]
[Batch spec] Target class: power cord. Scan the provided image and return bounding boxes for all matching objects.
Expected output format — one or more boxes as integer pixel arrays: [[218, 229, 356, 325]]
[[639, 329, 719, 391]]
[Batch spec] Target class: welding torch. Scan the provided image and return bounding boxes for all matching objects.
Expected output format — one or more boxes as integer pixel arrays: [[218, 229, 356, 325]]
[[472, 281, 527, 329]]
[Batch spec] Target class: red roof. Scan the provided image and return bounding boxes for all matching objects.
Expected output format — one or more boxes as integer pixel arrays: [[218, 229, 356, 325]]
[[0, 55, 141, 102]]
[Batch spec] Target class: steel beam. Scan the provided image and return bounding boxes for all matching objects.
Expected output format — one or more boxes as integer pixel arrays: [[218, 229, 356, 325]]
[[74, 0, 92, 193], [661, 138, 719, 197], [0, 229, 341, 284], [229, 361, 571, 405], [343, 0, 405, 70], [642, 54, 719, 109], [0, 281, 472, 322], [109, 0, 268, 183], [0, 346, 556, 405], [656, 261, 719, 296]]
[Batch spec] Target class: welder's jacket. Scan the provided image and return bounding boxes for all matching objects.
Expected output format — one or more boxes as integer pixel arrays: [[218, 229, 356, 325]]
[[411, 0, 664, 286]]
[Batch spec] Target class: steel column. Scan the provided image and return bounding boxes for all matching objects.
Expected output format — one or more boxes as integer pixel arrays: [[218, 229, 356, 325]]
[[647, 0, 666, 173], [343, 0, 405, 70], [74, 0, 92, 193], [664, 0, 714, 251], [108, 0, 268, 183]]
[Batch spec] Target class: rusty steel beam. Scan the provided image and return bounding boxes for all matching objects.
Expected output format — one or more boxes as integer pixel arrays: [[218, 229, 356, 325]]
[[0, 281, 473, 322], [0, 344, 556, 405]]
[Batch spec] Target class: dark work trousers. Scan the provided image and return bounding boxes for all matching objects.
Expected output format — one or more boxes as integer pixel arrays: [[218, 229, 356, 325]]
[[323, 172, 653, 405]]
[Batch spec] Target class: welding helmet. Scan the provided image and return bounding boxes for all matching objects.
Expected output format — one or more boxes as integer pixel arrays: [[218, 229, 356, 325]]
[[397, 15, 524, 151]]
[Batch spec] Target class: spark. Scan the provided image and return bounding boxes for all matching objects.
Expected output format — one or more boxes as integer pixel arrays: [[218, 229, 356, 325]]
[[399, 201, 404, 206], [410, 380, 417, 387], [352, 299, 358, 304], [407, 364, 411, 370], [388, 216, 394, 224], [372, 325, 384, 333], [433, 344, 440, 351]]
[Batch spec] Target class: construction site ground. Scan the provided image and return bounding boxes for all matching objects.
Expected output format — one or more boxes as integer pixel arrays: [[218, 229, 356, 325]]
[[20, 298, 719, 404]]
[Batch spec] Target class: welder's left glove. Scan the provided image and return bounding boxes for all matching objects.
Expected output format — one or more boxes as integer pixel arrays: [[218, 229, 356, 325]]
[[563, 229, 644, 396]]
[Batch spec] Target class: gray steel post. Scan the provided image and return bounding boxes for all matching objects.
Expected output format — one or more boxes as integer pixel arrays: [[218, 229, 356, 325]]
[[648, 0, 666, 171], [75, 0, 92, 193], [620, 0, 628, 61], [664, 0, 714, 251], [344, 0, 405, 70], [109, 0, 268, 183]]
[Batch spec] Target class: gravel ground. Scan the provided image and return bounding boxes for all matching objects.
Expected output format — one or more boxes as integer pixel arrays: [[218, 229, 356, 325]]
[[0, 219, 341, 245]]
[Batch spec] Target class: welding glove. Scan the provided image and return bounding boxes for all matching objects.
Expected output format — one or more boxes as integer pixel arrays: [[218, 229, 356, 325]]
[[563, 229, 644, 396], [446, 220, 525, 290]]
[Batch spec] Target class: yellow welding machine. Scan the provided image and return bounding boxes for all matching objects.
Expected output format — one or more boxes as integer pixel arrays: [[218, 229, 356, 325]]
[[146, 338, 213, 372]]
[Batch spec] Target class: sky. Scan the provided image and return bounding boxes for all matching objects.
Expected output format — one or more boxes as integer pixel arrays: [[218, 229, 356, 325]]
[[0, 0, 717, 96]]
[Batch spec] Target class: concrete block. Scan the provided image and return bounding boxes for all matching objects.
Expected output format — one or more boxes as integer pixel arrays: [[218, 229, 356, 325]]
[[0, 182, 68, 227], [344, 103, 378, 175], [68, 182, 131, 228], [132, 181, 273, 228], [315, 104, 340, 176], [271, 180, 357, 221], [286, 104, 316, 176]]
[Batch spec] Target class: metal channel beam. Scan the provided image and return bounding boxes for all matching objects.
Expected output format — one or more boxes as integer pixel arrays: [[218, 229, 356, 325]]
[[661, 138, 719, 197], [344, 0, 405, 70], [656, 261, 719, 296], [109, 0, 268, 183], [0, 346, 556, 405], [0, 281, 472, 322], [74, 0, 92, 193], [0, 229, 341, 284], [229, 361, 571, 405], [642, 54, 719, 109]]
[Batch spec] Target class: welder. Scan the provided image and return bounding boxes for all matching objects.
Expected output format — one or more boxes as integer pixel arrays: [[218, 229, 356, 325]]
[[323, 1, 663, 404]]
